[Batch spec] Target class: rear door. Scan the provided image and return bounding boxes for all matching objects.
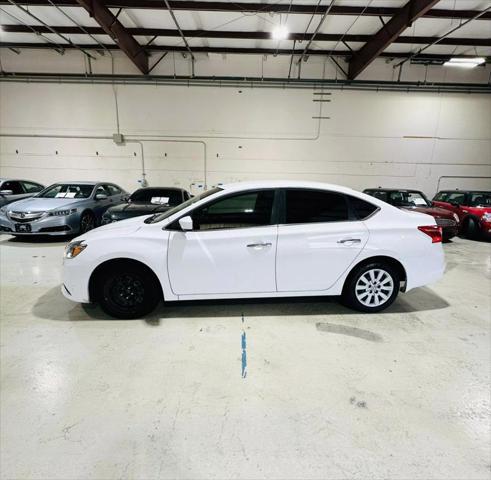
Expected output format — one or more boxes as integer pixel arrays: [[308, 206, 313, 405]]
[[276, 189, 369, 292]]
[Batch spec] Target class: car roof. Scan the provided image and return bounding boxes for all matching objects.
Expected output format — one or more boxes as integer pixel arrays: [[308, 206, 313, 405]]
[[438, 190, 491, 194], [0, 178, 43, 183], [220, 180, 365, 196], [135, 186, 185, 191], [364, 188, 423, 193]]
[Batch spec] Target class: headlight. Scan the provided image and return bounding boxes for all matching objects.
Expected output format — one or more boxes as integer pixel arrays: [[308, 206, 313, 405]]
[[453, 213, 459, 222], [50, 208, 77, 216], [482, 212, 491, 222], [65, 240, 87, 259]]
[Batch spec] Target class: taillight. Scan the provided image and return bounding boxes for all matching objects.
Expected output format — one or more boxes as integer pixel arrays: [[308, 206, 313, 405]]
[[418, 225, 442, 243]]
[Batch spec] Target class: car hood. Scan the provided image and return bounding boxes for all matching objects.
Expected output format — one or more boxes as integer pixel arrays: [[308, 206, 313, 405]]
[[6, 197, 81, 211], [73, 216, 146, 242], [402, 205, 455, 218], [106, 202, 173, 215]]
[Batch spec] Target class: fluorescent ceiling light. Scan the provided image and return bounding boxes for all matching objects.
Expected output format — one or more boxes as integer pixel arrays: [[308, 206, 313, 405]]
[[443, 57, 486, 68], [272, 25, 289, 41]]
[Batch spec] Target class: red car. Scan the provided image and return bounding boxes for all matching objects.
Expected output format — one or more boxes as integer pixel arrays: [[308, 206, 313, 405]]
[[363, 188, 460, 241], [432, 190, 491, 240]]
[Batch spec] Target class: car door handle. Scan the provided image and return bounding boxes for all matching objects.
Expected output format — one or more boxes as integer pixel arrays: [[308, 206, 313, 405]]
[[247, 242, 272, 248], [337, 238, 361, 244]]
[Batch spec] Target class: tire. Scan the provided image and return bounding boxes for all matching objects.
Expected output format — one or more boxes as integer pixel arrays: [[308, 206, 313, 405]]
[[463, 217, 479, 240], [342, 262, 400, 313], [79, 211, 95, 234], [96, 264, 161, 319]]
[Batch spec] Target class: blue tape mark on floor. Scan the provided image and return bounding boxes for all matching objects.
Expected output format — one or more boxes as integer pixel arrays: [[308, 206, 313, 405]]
[[241, 313, 247, 378]]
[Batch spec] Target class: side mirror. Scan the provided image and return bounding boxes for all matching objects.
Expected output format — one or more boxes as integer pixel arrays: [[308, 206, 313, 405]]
[[449, 202, 459, 208], [95, 193, 108, 201], [0, 190, 13, 195], [178, 216, 193, 231]]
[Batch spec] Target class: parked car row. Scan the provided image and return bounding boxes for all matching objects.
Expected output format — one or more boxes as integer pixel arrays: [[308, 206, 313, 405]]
[[0, 177, 489, 241], [0, 179, 192, 237]]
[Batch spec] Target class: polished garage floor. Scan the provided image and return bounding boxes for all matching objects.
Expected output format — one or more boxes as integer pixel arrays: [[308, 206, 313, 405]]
[[0, 235, 490, 480]]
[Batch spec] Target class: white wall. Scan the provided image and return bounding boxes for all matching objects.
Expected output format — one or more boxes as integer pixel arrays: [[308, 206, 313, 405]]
[[1, 80, 490, 197]]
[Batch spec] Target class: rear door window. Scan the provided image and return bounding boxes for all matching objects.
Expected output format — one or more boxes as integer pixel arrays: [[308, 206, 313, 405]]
[[284, 189, 349, 224]]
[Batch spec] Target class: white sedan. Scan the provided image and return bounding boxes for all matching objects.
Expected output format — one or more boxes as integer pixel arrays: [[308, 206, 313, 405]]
[[62, 181, 445, 319]]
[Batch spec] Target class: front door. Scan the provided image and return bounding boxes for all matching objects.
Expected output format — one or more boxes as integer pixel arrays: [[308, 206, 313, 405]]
[[167, 189, 277, 296], [276, 189, 369, 292]]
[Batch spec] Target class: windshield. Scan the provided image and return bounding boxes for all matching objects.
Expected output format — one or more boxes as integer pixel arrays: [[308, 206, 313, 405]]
[[389, 191, 430, 207], [37, 183, 95, 199], [130, 188, 183, 206], [145, 187, 222, 224], [468, 192, 491, 207]]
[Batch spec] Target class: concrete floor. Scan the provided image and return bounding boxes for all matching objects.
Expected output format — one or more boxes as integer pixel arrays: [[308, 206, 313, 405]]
[[0, 234, 490, 480]]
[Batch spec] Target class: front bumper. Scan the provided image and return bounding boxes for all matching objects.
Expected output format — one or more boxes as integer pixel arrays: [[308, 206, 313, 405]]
[[62, 256, 92, 303], [0, 212, 80, 235]]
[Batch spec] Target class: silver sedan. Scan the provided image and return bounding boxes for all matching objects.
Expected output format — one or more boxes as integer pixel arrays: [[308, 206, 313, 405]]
[[0, 182, 128, 236]]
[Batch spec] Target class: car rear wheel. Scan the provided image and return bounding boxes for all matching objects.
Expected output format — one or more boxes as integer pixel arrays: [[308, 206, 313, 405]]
[[79, 211, 95, 233], [97, 264, 161, 319], [342, 262, 399, 313]]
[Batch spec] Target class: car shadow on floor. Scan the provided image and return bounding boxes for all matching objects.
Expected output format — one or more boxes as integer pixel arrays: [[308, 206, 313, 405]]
[[0, 234, 71, 247], [32, 285, 450, 324]]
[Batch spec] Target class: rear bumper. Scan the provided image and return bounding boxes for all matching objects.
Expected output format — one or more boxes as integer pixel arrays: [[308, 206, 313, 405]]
[[404, 244, 445, 291]]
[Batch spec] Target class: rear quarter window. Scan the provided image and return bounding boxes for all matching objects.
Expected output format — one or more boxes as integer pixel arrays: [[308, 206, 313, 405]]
[[349, 196, 379, 220]]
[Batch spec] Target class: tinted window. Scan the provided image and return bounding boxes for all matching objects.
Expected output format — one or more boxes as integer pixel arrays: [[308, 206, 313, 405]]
[[106, 184, 122, 196], [469, 192, 491, 207], [433, 192, 449, 201], [349, 196, 378, 220], [192, 190, 274, 230], [38, 184, 94, 199], [21, 181, 43, 193], [366, 190, 389, 202], [96, 185, 112, 197], [130, 188, 183, 206], [285, 189, 348, 224], [389, 191, 430, 207], [1, 181, 23, 195], [147, 187, 221, 224], [446, 192, 466, 205]]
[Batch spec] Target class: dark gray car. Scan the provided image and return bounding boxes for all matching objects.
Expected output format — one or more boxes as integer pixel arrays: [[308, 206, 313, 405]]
[[0, 178, 45, 207], [0, 181, 128, 236]]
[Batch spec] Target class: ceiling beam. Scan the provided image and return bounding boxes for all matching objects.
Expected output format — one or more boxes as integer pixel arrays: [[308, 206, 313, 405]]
[[75, 0, 148, 73], [348, 0, 441, 80], [0, 1, 489, 20], [3, 25, 490, 47], [1, 41, 488, 63]]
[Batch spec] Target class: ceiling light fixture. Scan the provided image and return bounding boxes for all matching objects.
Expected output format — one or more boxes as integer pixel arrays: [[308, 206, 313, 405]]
[[272, 25, 289, 41], [443, 57, 486, 68]]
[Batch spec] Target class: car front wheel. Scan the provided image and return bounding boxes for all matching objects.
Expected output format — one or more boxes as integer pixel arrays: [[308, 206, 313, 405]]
[[463, 217, 479, 239], [97, 264, 161, 319], [342, 262, 400, 313], [79, 211, 95, 233]]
